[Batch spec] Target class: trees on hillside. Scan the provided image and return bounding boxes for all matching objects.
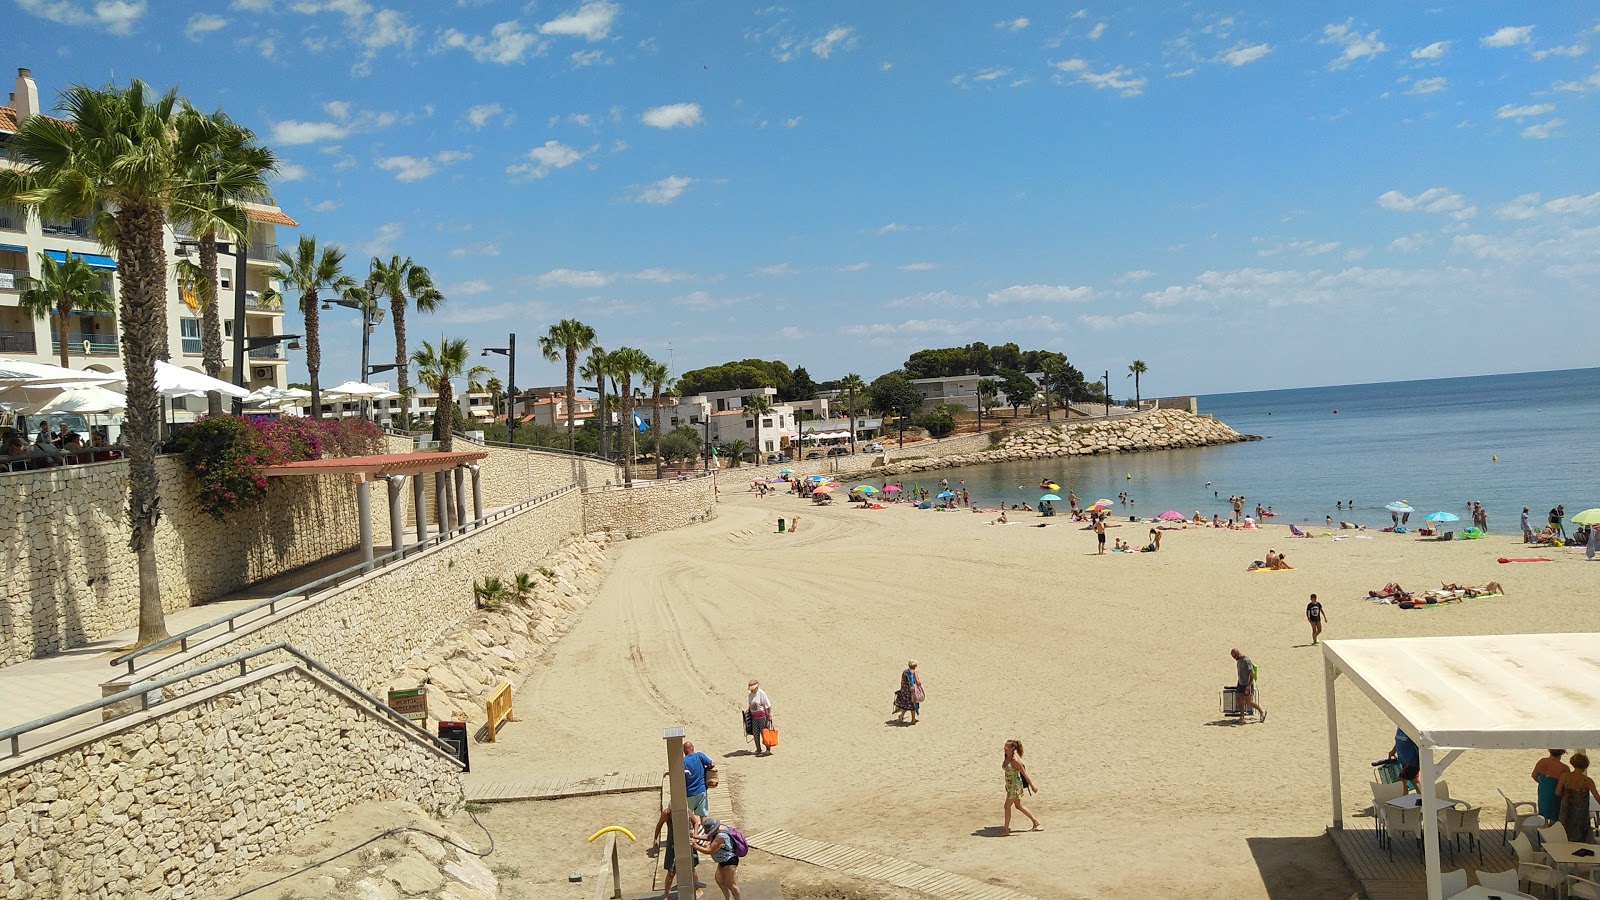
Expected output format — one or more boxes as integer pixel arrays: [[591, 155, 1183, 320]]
[[868, 372, 922, 421], [903, 342, 1071, 379], [676, 358, 803, 399]]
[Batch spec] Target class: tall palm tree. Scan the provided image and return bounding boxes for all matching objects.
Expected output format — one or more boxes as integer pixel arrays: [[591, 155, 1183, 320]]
[[412, 336, 490, 453], [641, 361, 670, 478], [272, 235, 356, 419], [839, 373, 866, 454], [579, 345, 609, 458], [18, 251, 114, 368], [746, 393, 775, 462], [1127, 359, 1149, 408], [172, 106, 275, 415], [539, 318, 597, 452], [0, 79, 220, 646], [607, 346, 653, 485], [371, 255, 445, 409]]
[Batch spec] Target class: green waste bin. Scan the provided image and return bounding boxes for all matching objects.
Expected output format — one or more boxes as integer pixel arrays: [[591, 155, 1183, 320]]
[[777, 518, 786, 532]]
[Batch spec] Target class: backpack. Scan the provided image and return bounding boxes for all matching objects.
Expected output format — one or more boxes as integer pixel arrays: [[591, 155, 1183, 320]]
[[724, 825, 749, 858]]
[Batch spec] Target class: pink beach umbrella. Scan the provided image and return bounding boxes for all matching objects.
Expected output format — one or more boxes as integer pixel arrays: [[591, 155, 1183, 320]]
[[1157, 510, 1185, 521]]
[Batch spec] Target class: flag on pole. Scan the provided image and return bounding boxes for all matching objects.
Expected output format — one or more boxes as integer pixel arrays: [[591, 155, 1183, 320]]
[[633, 413, 649, 433]]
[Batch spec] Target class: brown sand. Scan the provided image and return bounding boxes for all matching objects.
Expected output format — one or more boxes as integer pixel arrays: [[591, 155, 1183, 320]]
[[470, 489, 1600, 899]]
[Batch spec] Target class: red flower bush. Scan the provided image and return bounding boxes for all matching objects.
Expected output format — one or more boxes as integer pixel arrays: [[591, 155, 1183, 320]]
[[171, 414, 388, 519]]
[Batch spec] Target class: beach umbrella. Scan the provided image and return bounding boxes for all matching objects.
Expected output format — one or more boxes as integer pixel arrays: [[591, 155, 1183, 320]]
[[806, 474, 830, 482], [0, 358, 120, 386], [1568, 508, 1600, 526], [851, 485, 878, 494], [322, 380, 392, 399], [883, 485, 901, 493], [778, 468, 793, 474], [1039, 493, 1062, 502], [937, 490, 955, 499], [1423, 511, 1460, 523], [109, 361, 250, 399], [34, 384, 127, 415], [1384, 501, 1414, 513], [813, 484, 836, 494], [1157, 510, 1185, 521], [1095, 499, 1114, 507]]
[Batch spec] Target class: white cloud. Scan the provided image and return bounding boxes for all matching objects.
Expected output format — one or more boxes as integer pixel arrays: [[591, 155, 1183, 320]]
[[1522, 118, 1564, 139], [1052, 59, 1147, 96], [1533, 42, 1587, 60], [1142, 265, 1470, 310], [1533, 192, 1600, 217], [276, 162, 310, 182], [632, 175, 692, 205], [1376, 187, 1477, 221], [886, 291, 976, 310], [899, 262, 939, 271], [571, 49, 607, 67], [1496, 102, 1555, 119], [465, 102, 503, 128], [784, 116, 803, 128], [1406, 76, 1447, 95], [986, 283, 1093, 304], [839, 262, 870, 272], [1387, 232, 1432, 253], [363, 8, 416, 53], [1256, 239, 1341, 257], [434, 149, 472, 165], [1321, 20, 1387, 70], [876, 223, 917, 235], [449, 243, 502, 258], [363, 222, 403, 257], [538, 269, 611, 289], [1220, 43, 1271, 66], [308, 199, 340, 213], [1481, 25, 1534, 48], [631, 267, 693, 284], [17, 0, 145, 34], [754, 263, 797, 277], [436, 21, 543, 64], [811, 25, 857, 59], [271, 120, 350, 145], [641, 103, 703, 129], [540, 0, 618, 41], [1088, 23, 1107, 41], [184, 12, 227, 40], [506, 141, 587, 180], [1411, 41, 1449, 59], [375, 155, 436, 182], [996, 17, 1029, 32], [1115, 269, 1154, 284], [1079, 311, 1169, 330], [450, 279, 493, 296], [1554, 67, 1600, 93], [532, 266, 689, 287]]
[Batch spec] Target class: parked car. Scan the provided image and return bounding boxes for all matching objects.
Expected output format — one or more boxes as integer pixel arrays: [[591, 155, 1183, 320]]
[[766, 453, 791, 463], [864, 442, 885, 453], [804, 451, 825, 460], [827, 446, 850, 457]]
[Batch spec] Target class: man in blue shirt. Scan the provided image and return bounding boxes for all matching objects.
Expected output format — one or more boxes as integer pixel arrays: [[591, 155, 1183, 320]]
[[683, 740, 716, 817], [1390, 728, 1420, 793]]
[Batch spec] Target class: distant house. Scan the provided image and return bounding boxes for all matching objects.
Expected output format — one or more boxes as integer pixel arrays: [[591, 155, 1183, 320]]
[[909, 373, 1044, 412], [635, 387, 800, 455]]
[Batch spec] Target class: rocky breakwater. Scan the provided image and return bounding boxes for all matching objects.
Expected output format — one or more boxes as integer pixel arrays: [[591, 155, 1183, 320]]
[[384, 532, 616, 730], [881, 409, 1257, 475]]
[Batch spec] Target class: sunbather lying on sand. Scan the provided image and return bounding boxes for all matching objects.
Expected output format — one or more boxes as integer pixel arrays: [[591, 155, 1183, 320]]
[[1440, 581, 1504, 596], [1366, 583, 1412, 601], [1340, 521, 1363, 530]]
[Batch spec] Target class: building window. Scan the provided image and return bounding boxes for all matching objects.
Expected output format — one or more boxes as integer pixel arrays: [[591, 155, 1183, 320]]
[[745, 419, 753, 429], [762, 418, 772, 428], [219, 273, 230, 288], [179, 318, 202, 354], [223, 321, 234, 337], [671, 417, 680, 427], [764, 440, 773, 451]]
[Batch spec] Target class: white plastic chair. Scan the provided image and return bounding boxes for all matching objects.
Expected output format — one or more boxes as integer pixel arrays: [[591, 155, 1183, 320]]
[[1433, 779, 1453, 802], [1388, 807, 1426, 860], [1537, 822, 1567, 849], [1475, 868, 1520, 894], [1372, 781, 1406, 847], [1512, 833, 1562, 897], [1499, 788, 1541, 844], [1440, 867, 1468, 898], [1571, 873, 1600, 900], [1439, 806, 1483, 863]]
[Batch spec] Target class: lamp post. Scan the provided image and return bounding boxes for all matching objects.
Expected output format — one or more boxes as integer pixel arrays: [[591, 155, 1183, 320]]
[[481, 333, 516, 446], [1103, 370, 1111, 418], [323, 278, 383, 415]]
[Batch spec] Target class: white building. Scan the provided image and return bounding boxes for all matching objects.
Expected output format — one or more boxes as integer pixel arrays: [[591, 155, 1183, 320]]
[[291, 382, 492, 424], [636, 386, 799, 455], [909, 373, 1045, 412], [1, 67, 292, 394]]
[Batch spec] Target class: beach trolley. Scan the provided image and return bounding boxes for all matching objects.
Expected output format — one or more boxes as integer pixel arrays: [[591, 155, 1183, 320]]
[[1221, 685, 1241, 716]]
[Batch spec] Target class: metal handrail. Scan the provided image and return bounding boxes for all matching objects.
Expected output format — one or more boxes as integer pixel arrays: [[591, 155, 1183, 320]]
[[108, 483, 578, 676], [3, 642, 464, 764], [452, 432, 617, 464]]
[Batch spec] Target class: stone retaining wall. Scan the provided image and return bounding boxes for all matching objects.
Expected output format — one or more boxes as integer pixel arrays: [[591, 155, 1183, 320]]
[[582, 475, 718, 538], [104, 488, 585, 700], [383, 435, 621, 509], [0, 456, 383, 666], [0, 662, 462, 900]]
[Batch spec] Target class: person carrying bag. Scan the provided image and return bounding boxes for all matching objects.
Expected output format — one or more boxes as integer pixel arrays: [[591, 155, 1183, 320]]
[[746, 679, 775, 756]]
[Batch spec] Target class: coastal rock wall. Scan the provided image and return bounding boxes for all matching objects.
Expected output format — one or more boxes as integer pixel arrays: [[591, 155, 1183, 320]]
[[583, 475, 719, 538], [0, 456, 383, 667], [102, 488, 585, 701], [0, 662, 462, 900]]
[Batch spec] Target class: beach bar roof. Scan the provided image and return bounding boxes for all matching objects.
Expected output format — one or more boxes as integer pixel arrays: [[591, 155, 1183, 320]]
[[1321, 633, 1600, 900]]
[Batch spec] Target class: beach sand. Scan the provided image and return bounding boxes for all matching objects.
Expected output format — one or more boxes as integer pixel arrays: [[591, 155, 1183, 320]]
[[470, 489, 1600, 899]]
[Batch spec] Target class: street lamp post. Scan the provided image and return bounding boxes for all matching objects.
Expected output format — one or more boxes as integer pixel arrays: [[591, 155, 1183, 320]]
[[482, 333, 516, 446], [1103, 370, 1111, 417], [323, 279, 383, 416]]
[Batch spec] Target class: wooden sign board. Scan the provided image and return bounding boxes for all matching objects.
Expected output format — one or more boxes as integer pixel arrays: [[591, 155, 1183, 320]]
[[387, 687, 428, 724]]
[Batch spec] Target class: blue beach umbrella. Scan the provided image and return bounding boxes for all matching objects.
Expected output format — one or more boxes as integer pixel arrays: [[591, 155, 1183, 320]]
[[1423, 511, 1460, 523], [937, 490, 956, 499], [1384, 501, 1414, 513], [1039, 493, 1062, 502]]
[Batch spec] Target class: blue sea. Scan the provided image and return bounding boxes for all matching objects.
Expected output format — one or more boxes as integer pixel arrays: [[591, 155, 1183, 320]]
[[904, 368, 1600, 528]]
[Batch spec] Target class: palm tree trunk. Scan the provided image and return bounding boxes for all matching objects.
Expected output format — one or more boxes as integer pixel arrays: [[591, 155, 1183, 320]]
[[304, 290, 322, 419], [565, 350, 577, 451], [392, 298, 409, 399], [116, 201, 170, 647], [198, 234, 225, 416], [596, 374, 607, 459], [620, 375, 634, 486], [438, 382, 454, 452], [55, 302, 71, 369]]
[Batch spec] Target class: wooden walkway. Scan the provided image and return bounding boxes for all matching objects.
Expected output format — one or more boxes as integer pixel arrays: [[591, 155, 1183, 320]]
[[1327, 823, 1518, 900], [465, 770, 661, 802], [746, 828, 1051, 900]]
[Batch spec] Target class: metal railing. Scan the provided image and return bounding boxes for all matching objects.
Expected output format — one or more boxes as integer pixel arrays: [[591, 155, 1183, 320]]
[[0, 266, 28, 287], [453, 432, 618, 464], [248, 241, 277, 261], [248, 344, 283, 360], [0, 329, 37, 353], [0, 209, 25, 231], [108, 483, 578, 677], [50, 333, 118, 355], [1, 642, 465, 764], [41, 219, 92, 238]]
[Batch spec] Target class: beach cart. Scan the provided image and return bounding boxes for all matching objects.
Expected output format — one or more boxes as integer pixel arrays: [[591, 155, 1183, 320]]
[[1221, 686, 1241, 716]]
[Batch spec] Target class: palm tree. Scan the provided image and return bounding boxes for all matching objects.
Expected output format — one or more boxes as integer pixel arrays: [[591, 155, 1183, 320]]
[[746, 393, 775, 462], [18, 251, 114, 369], [272, 236, 355, 419], [607, 346, 653, 485], [372, 255, 445, 409], [539, 318, 597, 452], [722, 439, 749, 467], [839, 373, 866, 454], [641, 361, 670, 478], [579, 345, 609, 458], [0, 79, 224, 647], [411, 336, 490, 453], [171, 106, 275, 415], [484, 376, 504, 422], [1127, 360, 1149, 408]]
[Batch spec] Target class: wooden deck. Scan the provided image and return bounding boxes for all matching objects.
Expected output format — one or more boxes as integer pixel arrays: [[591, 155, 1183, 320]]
[[1328, 822, 1518, 900], [746, 828, 1053, 900], [464, 770, 661, 802]]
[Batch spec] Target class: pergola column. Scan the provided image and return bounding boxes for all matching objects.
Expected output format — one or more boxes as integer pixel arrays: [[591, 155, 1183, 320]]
[[412, 473, 429, 547], [387, 475, 406, 560], [1324, 656, 1342, 830], [471, 464, 484, 525], [356, 479, 374, 572], [435, 471, 450, 536], [1419, 745, 1442, 900], [453, 465, 467, 532]]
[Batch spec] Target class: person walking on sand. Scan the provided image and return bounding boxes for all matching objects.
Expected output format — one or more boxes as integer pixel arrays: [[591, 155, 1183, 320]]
[[1001, 739, 1042, 834], [1230, 649, 1265, 723], [1305, 594, 1327, 645], [1521, 507, 1532, 542], [893, 660, 923, 724], [1094, 517, 1106, 554], [746, 680, 773, 756]]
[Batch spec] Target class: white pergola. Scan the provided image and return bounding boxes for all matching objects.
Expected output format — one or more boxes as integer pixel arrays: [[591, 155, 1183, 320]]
[[1322, 633, 1600, 900]]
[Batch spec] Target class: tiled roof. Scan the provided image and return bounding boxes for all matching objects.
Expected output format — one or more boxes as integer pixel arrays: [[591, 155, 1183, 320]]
[[0, 106, 16, 132], [246, 207, 298, 227]]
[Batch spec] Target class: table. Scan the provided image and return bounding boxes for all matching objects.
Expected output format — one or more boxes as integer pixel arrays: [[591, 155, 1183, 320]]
[[1386, 795, 1458, 813], [1542, 840, 1600, 867], [1446, 885, 1537, 900]]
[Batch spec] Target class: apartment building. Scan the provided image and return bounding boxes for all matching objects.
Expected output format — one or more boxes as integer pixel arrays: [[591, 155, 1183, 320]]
[[512, 386, 598, 429], [909, 372, 1044, 412], [291, 382, 493, 425], [636, 386, 800, 454], [0, 67, 292, 393]]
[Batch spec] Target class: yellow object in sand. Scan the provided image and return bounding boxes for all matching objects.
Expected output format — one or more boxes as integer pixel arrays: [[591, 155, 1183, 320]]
[[587, 825, 637, 843]]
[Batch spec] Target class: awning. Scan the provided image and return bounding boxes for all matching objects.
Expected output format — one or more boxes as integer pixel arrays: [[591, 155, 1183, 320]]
[[44, 250, 117, 271], [0, 243, 25, 254]]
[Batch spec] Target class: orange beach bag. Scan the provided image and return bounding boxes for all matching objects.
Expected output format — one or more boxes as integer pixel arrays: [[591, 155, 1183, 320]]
[[760, 727, 779, 748]]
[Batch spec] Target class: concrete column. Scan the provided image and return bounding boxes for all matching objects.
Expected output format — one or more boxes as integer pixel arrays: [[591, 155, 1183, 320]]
[[664, 727, 694, 900], [356, 480, 374, 572], [435, 471, 450, 536], [453, 465, 467, 532], [388, 475, 405, 559], [1324, 656, 1342, 830], [471, 465, 484, 525], [413, 473, 429, 547]]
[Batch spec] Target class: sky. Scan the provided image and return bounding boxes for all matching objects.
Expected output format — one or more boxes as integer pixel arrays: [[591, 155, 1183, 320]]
[[9, 1, 1600, 397]]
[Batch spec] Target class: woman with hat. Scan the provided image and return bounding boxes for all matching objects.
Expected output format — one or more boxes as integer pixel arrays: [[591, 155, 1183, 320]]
[[746, 679, 773, 756]]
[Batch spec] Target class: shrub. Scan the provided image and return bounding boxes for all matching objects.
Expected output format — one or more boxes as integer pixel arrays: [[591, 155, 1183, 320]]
[[171, 415, 388, 520]]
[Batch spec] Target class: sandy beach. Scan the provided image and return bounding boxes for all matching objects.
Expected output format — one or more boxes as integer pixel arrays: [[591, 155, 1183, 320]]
[[470, 487, 1600, 899]]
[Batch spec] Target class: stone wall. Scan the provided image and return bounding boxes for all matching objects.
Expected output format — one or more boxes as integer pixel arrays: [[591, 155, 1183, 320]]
[[0, 662, 463, 900], [582, 475, 718, 538], [0, 456, 383, 666], [104, 487, 585, 700]]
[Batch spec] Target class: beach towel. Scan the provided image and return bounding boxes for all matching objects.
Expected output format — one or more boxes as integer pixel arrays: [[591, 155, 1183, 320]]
[[1498, 557, 1552, 563]]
